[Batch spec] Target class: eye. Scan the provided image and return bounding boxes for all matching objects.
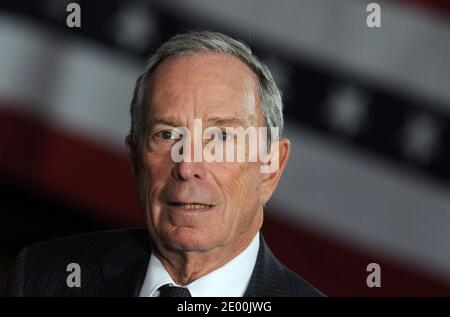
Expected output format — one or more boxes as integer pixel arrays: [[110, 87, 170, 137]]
[[214, 130, 232, 141], [155, 130, 181, 140]]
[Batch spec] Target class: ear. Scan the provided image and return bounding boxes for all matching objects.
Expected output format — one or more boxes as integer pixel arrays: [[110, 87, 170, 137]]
[[259, 138, 291, 205], [125, 135, 139, 184]]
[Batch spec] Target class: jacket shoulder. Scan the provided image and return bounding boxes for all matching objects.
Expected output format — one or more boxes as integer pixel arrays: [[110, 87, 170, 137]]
[[282, 265, 326, 297], [6, 228, 148, 296]]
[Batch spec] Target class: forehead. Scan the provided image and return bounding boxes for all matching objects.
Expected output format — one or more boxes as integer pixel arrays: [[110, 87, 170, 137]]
[[145, 53, 262, 126]]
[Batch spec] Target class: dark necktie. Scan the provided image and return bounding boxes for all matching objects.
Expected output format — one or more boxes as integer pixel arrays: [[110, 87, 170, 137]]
[[158, 284, 192, 297]]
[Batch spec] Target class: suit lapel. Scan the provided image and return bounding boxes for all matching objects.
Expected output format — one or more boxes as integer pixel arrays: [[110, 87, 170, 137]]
[[95, 255, 149, 296], [244, 234, 292, 297], [85, 230, 150, 297]]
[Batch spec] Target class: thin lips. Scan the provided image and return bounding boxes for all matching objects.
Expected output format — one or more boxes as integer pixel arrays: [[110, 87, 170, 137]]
[[167, 202, 214, 206]]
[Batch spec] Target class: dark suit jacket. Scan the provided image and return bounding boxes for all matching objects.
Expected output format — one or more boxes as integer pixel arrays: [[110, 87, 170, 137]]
[[5, 228, 324, 297]]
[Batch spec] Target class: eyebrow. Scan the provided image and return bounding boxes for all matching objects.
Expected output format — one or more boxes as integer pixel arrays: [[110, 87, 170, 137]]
[[147, 117, 248, 128], [205, 117, 247, 127], [147, 117, 184, 127]]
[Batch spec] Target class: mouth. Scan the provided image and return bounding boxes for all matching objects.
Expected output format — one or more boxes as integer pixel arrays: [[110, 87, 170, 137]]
[[166, 202, 215, 210]]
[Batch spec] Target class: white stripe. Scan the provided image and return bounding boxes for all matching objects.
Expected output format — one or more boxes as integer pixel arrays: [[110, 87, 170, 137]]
[[0, 13, 449, 280], [157, 0, 450, 111]]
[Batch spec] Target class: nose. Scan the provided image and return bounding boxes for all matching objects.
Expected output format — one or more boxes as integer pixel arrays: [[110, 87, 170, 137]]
[[172, 160, 207, 181]]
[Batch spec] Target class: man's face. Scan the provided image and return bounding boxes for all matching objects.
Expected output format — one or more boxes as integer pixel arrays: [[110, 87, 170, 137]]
[[129, 53, 280, 253]]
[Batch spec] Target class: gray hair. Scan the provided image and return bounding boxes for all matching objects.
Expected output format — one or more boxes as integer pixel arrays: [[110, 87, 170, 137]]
[[129, 31, 284, 147]]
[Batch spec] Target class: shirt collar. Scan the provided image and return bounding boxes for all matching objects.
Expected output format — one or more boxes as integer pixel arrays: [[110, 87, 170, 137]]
[[139, 232, 260, 297]]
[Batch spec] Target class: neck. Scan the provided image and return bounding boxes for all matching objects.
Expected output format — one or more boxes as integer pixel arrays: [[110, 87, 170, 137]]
[[153, 214, 262, 285]]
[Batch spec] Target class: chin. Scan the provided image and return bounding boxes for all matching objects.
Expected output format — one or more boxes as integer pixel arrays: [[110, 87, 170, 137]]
[[166, 227, 219, 252]]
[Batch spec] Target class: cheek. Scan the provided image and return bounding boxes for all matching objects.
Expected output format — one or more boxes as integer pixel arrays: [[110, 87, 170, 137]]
[[143, 151, 175, 184], [219, 163, 262, 208], [138, 154, 174, 236], [137, 154, 170, 207]]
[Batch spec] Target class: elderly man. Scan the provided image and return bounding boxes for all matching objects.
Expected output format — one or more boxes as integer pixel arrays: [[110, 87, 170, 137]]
[[5, 31, 323, 297]]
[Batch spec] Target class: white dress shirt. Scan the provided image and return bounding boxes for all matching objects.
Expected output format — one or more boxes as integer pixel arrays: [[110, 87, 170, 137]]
[[139, 232, 260, 297]]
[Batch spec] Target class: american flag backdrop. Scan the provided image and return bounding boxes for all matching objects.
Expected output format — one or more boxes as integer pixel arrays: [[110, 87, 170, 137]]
[[0, 0, 449, 296]]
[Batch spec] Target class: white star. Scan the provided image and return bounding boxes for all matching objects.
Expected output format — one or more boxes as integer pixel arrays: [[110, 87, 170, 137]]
[[113, 3, 158, 53], [402, 114, 441, 163], [324, 85, 368, 135]]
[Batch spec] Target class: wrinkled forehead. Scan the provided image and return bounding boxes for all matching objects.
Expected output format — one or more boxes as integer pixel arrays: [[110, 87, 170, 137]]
[[144, 53, 264, 127]]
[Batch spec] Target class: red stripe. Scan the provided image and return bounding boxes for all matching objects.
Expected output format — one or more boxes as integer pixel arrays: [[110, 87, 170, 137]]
[[1, 103, 449, 295]]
